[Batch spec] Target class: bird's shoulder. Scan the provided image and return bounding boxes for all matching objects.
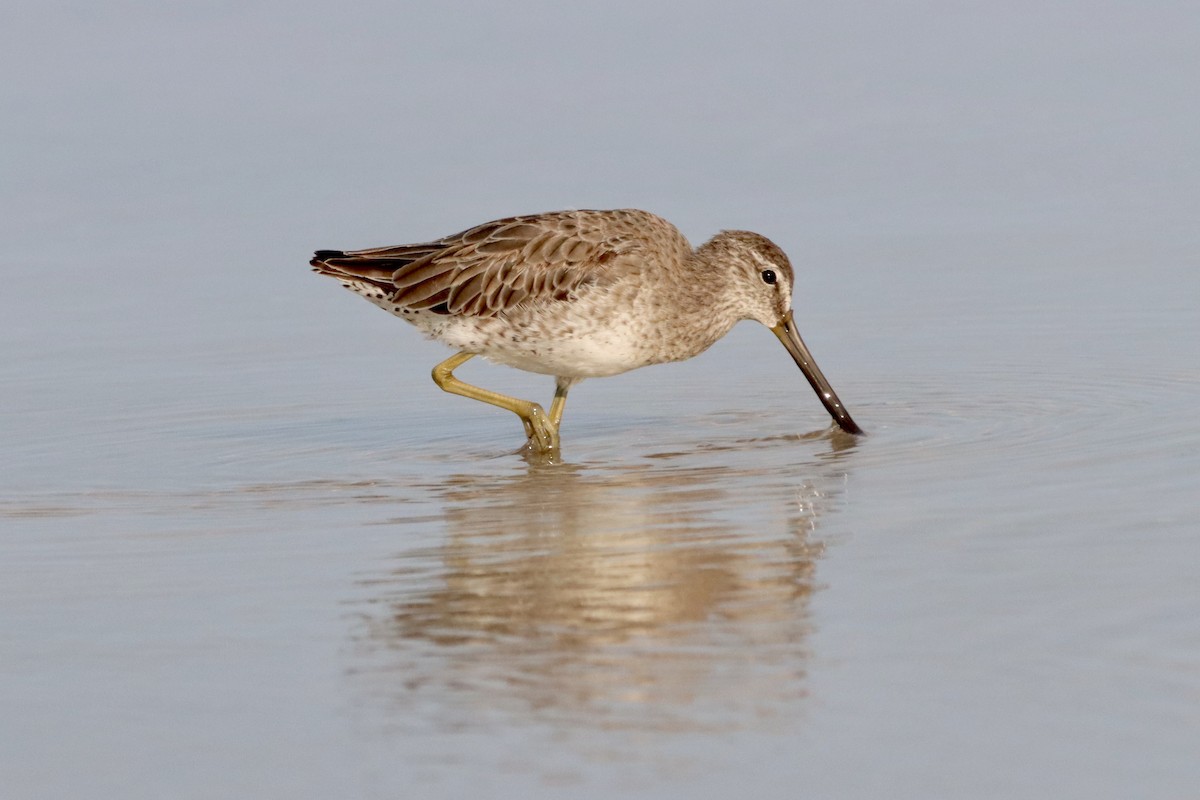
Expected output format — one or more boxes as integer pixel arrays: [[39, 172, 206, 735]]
[[393, 208, 690, 316]]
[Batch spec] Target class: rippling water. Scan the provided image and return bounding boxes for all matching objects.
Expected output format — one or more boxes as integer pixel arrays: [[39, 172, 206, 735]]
[[5, 286, 1197, 796], [5, 3, 1200, 798]]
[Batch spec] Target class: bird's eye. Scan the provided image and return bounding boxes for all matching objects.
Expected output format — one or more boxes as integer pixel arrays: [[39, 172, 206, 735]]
[[760, 269, 777, 285]]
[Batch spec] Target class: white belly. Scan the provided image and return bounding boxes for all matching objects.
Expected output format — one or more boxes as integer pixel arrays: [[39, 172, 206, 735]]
[[429, 309, 651, 378], [348, 282, 721, 380]]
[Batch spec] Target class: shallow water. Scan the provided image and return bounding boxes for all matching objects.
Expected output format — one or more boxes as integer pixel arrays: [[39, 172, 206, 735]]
[[4, 3, 1200, 799], [5, 283, 1197, 798]]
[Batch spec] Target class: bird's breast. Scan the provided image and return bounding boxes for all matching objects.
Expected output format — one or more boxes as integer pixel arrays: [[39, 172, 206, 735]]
[[389, 279, 735, 379]]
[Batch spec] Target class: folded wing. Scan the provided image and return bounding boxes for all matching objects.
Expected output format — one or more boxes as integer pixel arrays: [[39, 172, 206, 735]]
[[311, 210, 646, 317]]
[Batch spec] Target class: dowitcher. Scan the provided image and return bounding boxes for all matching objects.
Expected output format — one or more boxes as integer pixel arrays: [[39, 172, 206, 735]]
[[311, 208, 861, 452]]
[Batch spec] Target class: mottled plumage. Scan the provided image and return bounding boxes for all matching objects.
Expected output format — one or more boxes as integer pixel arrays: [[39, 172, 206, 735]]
[[311, 208, 860, 452]]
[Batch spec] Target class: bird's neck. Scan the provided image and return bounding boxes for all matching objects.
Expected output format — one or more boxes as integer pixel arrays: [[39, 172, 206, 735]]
[[643, 247, 743, 361], [684, 243, 744, 322]]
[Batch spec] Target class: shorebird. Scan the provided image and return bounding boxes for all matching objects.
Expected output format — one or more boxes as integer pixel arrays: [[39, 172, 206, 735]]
[[311, 208, 861, 452]]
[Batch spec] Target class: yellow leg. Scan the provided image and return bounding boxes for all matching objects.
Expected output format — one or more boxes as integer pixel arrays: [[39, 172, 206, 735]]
[[431, 352, 559, 451], [548, 377, 574, 429]]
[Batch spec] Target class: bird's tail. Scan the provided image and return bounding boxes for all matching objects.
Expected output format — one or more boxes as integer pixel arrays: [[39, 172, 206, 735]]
[[310, 242, 447, 295], [309, 249, 399, 295]]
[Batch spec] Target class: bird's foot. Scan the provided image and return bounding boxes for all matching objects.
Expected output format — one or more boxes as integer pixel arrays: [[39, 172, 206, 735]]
[[520, 404, 560, 453]]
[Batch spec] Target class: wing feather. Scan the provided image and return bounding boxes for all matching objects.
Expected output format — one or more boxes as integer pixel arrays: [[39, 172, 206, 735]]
[[311, 209, 683, 318]]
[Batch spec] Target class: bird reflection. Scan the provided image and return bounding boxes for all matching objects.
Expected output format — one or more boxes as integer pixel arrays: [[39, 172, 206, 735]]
[[353, 438, 853, 734]]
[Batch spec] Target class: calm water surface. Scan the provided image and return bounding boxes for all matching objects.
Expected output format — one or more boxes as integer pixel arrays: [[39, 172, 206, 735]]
[[3, 3, 1199, 798], [4, 284, 1197, 798]]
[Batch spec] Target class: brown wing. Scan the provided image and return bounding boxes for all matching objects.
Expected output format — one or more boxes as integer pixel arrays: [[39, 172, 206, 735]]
[[311, 209, 663, 317]]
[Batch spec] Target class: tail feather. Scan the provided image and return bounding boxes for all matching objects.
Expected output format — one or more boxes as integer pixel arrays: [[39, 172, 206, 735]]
[[310, 250, 404, 295], [311, 240, 454, 311], [310, 243, 447, 287]]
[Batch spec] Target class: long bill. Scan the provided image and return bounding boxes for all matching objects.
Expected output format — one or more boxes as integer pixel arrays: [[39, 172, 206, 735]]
[[771, 311, 863, 435]]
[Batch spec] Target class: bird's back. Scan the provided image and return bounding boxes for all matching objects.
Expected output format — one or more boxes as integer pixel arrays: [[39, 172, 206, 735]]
[[311, 209, 691, 318]]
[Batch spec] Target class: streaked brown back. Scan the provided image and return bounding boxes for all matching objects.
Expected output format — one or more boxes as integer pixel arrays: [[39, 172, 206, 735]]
[[311, 209, 683, 317]]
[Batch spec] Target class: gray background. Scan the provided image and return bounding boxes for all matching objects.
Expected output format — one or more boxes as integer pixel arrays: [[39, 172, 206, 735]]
[[3, 2, 1198, 798]]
